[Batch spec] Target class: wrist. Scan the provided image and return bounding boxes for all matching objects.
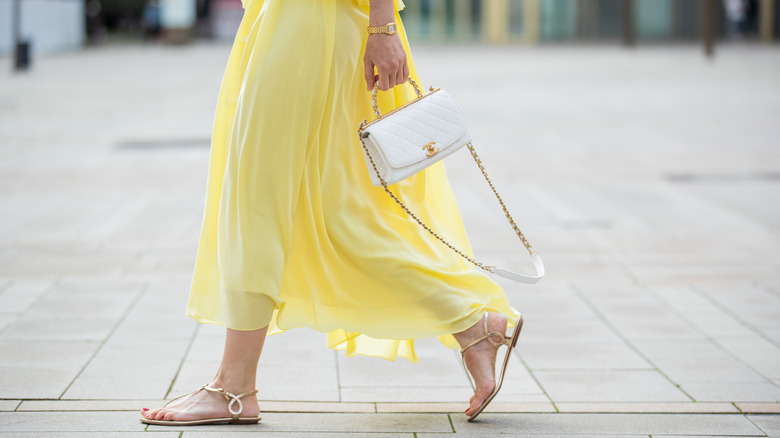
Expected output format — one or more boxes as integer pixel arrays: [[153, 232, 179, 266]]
[[368, 22, 397, 36], [368, 0, 394, 26]]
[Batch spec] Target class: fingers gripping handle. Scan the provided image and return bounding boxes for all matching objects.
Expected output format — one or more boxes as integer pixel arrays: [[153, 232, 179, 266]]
[[371, 78, 423, 117]]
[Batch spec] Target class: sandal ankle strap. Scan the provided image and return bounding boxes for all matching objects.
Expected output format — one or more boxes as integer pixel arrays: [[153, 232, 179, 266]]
[[459, 313, 509, 355], [202, 384, 258, 419]]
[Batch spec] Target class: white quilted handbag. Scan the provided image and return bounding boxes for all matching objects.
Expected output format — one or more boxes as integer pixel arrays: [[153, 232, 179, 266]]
[[358, 79, 545, 284]]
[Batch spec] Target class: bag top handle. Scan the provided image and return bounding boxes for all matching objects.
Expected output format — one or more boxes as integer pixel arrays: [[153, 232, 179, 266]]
[[371, 78, 424, 118]]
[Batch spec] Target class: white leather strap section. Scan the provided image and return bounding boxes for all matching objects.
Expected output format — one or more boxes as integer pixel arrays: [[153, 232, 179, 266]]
[[493, 253, 545, 284]]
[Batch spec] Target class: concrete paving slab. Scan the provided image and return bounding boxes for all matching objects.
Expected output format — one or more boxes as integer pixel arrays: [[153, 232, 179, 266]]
[[111, 314, 197, 342], [632, 339, 769, 384], [0, 315, 119, 341], [16, 399, 378, 413], [534, 370, 691, 402], [555, 402, 739, 413], [0, 411, 141, 432], [518, 317, 622, 344], [340, 386, 473, 403], [0, 339, 100, 398], [18, 400, 164, 412], [580, 291, 706, 341], [520, 341, 651, 370], [257, 401, 376, 413], [749, 414, 780, 436], [0, 400, 20, 411], [18, 289, 138, 319], [681, 382, 780, 402], [62, 337, 194, 399], [337, 338, 465, 388], [0, 434, 180, 438], [375, 402, 555, 413], [717, 337, 780, 381], [660, 436, 778, 438], [183, 434, 412, 437], [420, 435, 648, 438], [0, 315, 15, 332], [253, 366, 341, 402], [738, 403, 780, 414], [451, 413, 766, 435], [0, 281, 53, 314], [146, 413, 453, 433], [257, 329, 336, 367], [762, 328, 780, 344]]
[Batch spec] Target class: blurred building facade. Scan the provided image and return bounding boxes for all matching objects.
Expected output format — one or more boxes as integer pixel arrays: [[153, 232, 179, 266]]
[[0, 0, 85, 56], [1, 0, 777, 57], [400, 0, 778, 44]]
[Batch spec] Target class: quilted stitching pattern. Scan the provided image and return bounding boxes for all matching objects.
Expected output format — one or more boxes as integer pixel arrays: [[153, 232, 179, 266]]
[[363, 91, 472, 169]]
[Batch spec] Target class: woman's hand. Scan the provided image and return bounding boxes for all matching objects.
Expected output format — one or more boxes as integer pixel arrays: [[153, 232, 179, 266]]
[[364, 1, 409, 91]]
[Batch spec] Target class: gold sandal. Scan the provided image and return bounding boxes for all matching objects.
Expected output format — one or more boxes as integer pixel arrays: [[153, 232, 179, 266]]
[[140, 383, 261, 426], [460, 312, 524, 422]]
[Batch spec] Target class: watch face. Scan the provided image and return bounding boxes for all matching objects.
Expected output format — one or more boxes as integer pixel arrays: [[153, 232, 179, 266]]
[[388, 24, 396, 32]]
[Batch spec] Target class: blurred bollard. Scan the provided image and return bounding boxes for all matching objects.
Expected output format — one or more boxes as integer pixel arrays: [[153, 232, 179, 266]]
[[703, 0, 717, 57], [11, 0, 30, 72], [760, 0, 775, 42], [15, 40, 31, 71], [160, 0, 196, 44], [623, 0, 636, 47], [484, 0, 509, 43], [523, 0, 540, 44]]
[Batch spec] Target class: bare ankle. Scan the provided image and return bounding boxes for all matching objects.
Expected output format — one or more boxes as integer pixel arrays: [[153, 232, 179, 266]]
[[211, 371, 256, 394], [453, 312, 507, 348]]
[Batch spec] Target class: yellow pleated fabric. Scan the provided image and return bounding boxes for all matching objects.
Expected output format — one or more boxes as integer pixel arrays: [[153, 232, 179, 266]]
[[186, 0, 519, 363]]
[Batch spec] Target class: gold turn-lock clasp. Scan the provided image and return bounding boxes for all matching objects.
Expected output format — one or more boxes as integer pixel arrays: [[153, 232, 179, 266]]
[[423, 141, 439, 157]]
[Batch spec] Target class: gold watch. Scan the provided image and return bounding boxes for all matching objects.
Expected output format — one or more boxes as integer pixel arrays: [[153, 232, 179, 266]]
[[367, 22, 397, 35]]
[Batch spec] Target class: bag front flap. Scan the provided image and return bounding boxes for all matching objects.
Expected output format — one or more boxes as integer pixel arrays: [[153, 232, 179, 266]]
[[362, 90, 470, 169]]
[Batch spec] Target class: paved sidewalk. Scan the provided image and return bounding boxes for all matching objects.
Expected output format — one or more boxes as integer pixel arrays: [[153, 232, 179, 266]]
[[1, 42, 779, 436]]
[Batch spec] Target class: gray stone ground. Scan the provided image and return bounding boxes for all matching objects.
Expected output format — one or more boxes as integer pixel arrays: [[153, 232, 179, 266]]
[[1, 41, 779, 436]]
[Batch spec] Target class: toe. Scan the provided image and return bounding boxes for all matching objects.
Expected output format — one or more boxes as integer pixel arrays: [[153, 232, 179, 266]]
[[466, 393, 481, 416]]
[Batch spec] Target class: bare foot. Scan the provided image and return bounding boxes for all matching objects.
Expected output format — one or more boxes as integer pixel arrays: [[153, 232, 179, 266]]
[[141, 381, 260, 423], [454, 312, 508, 417]]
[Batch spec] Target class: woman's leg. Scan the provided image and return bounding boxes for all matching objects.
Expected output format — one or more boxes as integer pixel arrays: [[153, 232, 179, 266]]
[[452, 312, 508, 417], [142, 326, 268, 421]]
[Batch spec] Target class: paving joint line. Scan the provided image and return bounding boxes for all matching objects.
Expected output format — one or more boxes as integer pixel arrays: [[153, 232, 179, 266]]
[[569, 282, 697, 402], [639, 281, 780, 390], [506, 348, 559, 412], [745, 412, 772, 436], [688, 283, 780, 389], [607, 251, 642, 285], [0, 278, 59, 337], [756, 281, 780, 299], [164, 322, 202, 399], [691, 282, 780, 351], [58, 282, 150, 399], [446, 413, 455, 433]]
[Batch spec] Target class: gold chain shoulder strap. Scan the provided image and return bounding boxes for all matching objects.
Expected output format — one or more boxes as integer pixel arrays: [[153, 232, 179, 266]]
[[357, 125, 536, 274]]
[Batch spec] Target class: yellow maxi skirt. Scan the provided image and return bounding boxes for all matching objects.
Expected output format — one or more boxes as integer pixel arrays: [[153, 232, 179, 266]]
[[186, 0, 520, 363]]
